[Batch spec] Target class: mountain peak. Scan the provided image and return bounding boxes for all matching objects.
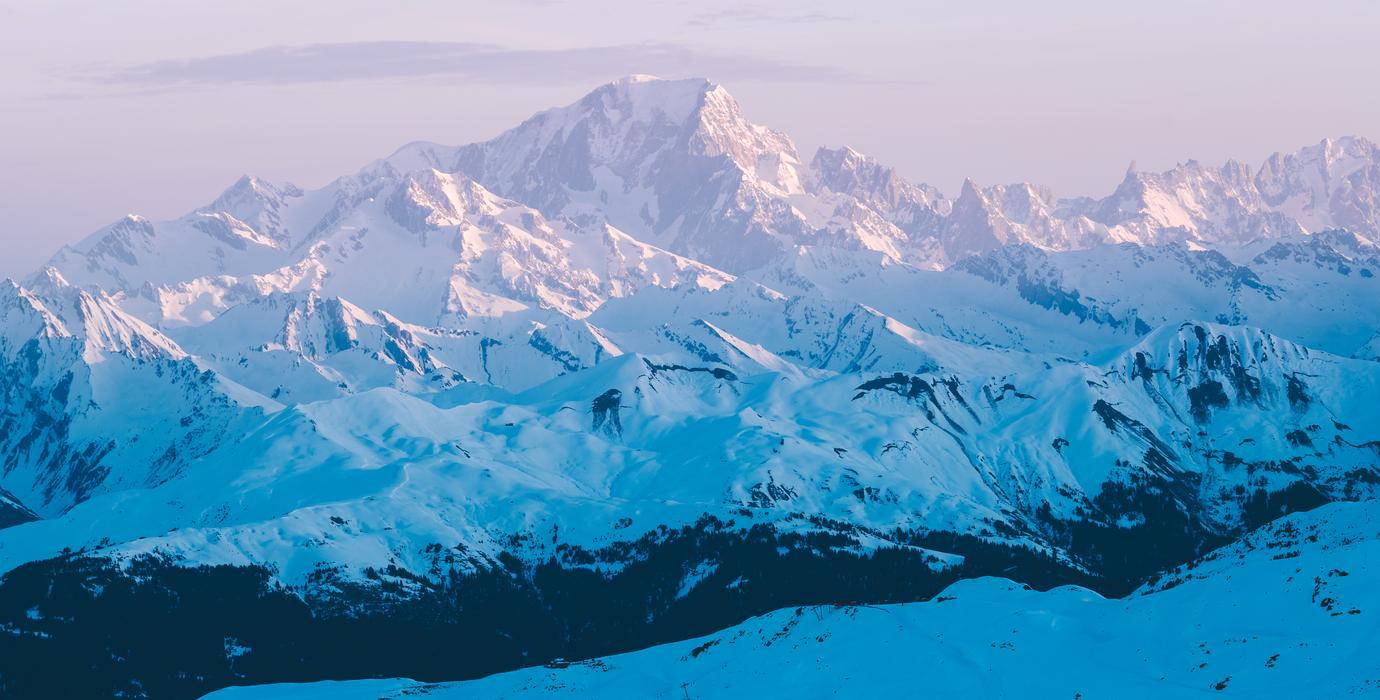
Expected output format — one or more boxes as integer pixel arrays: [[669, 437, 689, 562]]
[[10, 72, 1380, 700], [813, 145, 874, 173], [582, 75, 715, 126], [812, 145, 895, 198], [424, 74, 810, 273], [610, 73, 682, 85], [200, 174, 301, 244], [957, 177, 985, 200], [31, 266, 72, 293], [209, 175, 300, 206], [1313, 135, 1373, 152]]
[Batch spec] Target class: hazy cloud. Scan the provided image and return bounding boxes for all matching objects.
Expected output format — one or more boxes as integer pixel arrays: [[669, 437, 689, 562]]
[[687, 7, 851, 27], [83, 41, 866, 90]]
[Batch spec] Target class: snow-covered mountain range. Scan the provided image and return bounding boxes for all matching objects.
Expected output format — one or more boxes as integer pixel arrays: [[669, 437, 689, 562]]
[[1, 76, 1378, 698]]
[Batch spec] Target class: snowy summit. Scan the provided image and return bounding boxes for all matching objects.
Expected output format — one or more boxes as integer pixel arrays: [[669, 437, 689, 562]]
[[1, 76, 1379, 698]]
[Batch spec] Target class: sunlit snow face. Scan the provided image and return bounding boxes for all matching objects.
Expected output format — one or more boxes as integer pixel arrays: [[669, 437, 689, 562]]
[[4, 0, 1380, 277]]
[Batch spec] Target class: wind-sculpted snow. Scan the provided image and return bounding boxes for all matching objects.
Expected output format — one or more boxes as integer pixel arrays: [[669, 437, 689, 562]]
[[2, 75, 1380, 698]]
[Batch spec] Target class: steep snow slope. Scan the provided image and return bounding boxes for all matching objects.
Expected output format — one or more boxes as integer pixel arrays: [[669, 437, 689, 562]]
[[3, 320, 1374, 592], [405, 79, 1380, 271], [811, 145, 949, 239], [399, 76, 933, 273], [168, 291, 621, 400], [209, 500, 1380, 699], [933, 235, 1379, 358], [1255, 136, 1380, 235], [35, 78, 1380, 365], [41, 80, 1380, 322], [733, 235, 1380, 361], [825, 136, 1380, 258], [0, 487, 36, 530], [43, 165, 730, 330], [4, 74, 1380, 699], [0, 274, 273, 515]]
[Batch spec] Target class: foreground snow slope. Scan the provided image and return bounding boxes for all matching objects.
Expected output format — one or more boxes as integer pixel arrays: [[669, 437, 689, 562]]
[[207, 500, 1380, 699]]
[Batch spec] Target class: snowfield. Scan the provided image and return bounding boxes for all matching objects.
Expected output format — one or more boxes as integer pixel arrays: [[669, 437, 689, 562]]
[[1, 75, 1379, 698]]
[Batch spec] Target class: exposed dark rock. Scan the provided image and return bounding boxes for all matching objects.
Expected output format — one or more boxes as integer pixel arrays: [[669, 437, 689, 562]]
[[591, 389, 623, 436], [0, 467, 1346, 698], [642, 359, 736, 381], [1187, 380, 1230, 422]]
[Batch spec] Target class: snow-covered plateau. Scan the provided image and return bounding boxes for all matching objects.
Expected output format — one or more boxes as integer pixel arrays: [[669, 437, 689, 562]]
[[1, 76, 1378, 698]]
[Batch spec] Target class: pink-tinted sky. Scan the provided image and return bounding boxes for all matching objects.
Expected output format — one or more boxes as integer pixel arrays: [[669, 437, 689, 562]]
[[2, 0, 1378, 276]]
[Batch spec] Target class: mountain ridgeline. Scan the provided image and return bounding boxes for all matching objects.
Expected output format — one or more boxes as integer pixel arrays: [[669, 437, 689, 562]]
[[1, 76, 1379, 698]]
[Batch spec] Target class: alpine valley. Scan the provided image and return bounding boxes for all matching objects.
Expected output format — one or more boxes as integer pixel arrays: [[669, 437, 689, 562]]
[[2, 76, 1380, 698]]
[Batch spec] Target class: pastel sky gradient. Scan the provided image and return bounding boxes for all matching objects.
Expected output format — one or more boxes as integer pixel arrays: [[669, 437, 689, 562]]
[[2, 0, 1378, 276]]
